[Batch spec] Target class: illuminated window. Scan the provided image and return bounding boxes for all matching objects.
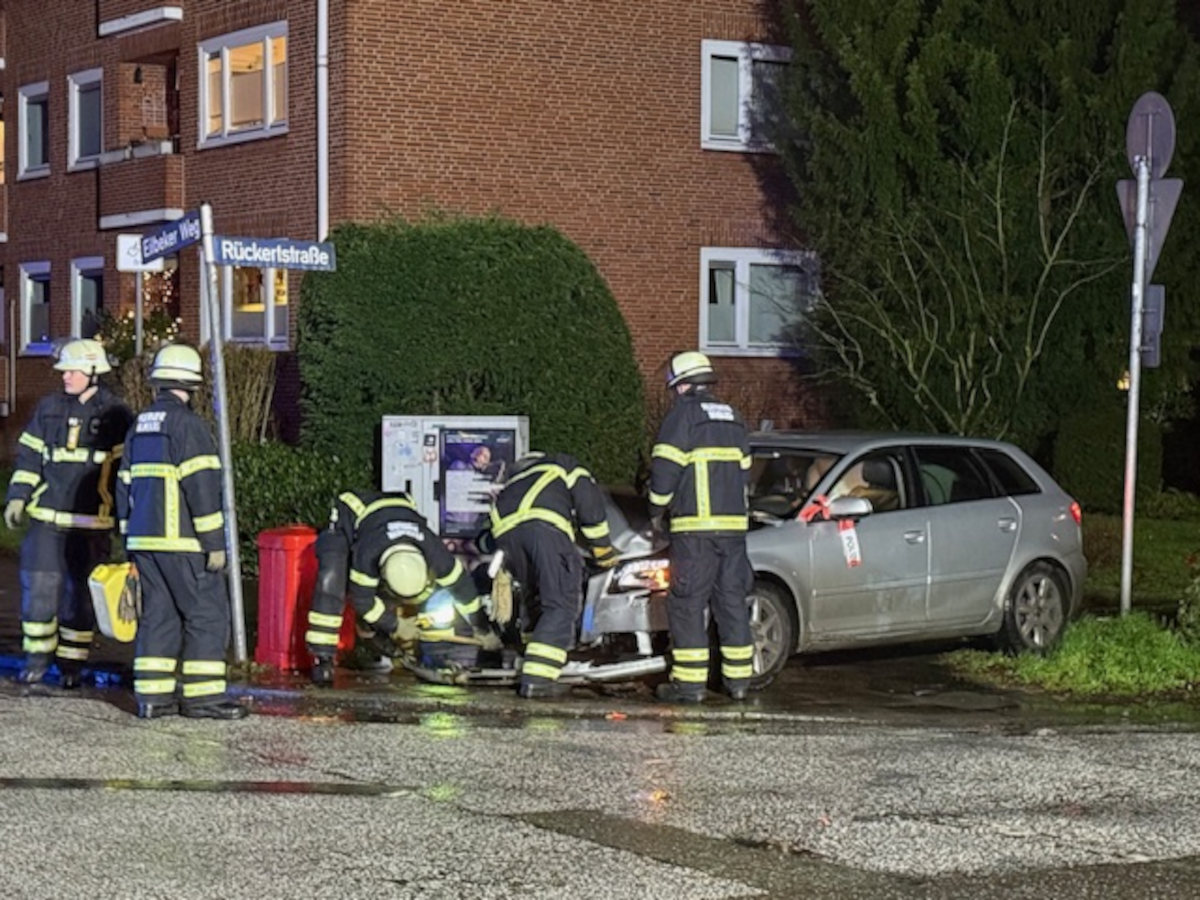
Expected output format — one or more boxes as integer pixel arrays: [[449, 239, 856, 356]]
[[701, 40, 790, 152], [68, 69, 103, 169], [215, 265, 288, 347], [18, 81, 49, 178], [20, 261, 52, 354], [198, 22, 287, 148], [700, 247, 818, 356]]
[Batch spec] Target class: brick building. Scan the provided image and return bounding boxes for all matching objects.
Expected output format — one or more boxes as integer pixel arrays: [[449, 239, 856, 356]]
[[0, 0, 825, 453]]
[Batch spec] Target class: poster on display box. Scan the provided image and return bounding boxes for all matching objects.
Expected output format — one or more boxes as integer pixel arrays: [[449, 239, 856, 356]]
[[439, 428, 516, 538]]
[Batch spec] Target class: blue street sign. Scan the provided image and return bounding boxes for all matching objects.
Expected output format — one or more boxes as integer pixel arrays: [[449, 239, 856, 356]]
[[141, 211, 202, 263], [213, 236, 337, 271]]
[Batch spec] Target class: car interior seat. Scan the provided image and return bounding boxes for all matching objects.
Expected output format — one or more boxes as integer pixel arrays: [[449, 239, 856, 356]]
[[849, 458, 900, 512]]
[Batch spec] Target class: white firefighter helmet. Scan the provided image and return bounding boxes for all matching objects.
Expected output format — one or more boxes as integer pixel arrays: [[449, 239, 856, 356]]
[[665, 350, 716, 388], [380, 544, 429, 599], [54, 338, 113, 375], [149, 344, 204, 384]]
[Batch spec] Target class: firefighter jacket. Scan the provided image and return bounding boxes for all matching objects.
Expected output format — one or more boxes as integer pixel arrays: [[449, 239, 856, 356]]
[[649, 387, 751, 534], [115, 392, 225, 554], [488, 452, 614, 561], [347, 499, 479, 636], [6, 386, 133, 530], [320, 488, 388, 561]]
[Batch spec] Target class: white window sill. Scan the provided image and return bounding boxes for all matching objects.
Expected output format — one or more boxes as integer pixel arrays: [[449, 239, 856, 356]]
[[68, 157, 100, 173], [17, 168, 51, 181], [701, 345, 800, 359], [198, 125, 289, 151], [229, 337, 291, 352], [701, 139, 778, 154]]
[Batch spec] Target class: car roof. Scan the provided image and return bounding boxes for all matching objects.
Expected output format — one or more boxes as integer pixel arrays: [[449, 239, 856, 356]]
[[748, 430, 1021, 455]]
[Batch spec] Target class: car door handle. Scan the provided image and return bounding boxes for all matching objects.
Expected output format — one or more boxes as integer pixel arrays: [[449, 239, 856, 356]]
[[997, 518, 1017, 533], [903, 530, 925, 544]]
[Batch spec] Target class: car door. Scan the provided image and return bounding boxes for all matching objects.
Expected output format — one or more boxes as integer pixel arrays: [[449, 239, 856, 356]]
[[805, 448, 930, 638], [914, 445, 1020, 627]]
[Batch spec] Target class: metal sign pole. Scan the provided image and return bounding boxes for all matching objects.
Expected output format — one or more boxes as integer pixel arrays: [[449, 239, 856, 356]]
[[199, 202, 248, 663], [1119, 157, 1151, 616]]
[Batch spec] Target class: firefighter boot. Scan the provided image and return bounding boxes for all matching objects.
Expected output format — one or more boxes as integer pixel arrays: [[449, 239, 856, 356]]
[[182, 700, 250, 720], [311, 657, 334, 686], [655, 681, 707, 704], [517, 680, 570, 700], [137, 700, 180, 719], [58, 662, 83, 690], [18, 654, 50, 685]]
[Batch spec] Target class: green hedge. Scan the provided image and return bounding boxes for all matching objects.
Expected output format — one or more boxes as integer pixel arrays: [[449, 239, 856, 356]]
[[231, 441, 369, 576], [1053, 405, 1162, 515], [297, 216, 645, 486]]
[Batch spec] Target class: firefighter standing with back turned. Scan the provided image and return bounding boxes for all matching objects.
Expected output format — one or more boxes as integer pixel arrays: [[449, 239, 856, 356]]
[[3, 339, 133, 688], [649, 351, 755, 703], [487, 451, 618, 699], [116, 344, 247, 719]]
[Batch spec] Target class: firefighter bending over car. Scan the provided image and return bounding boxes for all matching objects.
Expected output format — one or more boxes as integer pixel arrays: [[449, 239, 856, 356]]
[[116, 344, 248, 720], [343, 495, 494, 667], [3, 339, 133, 688], [649, 351, 755, 704], [486, 451, 618, 699]]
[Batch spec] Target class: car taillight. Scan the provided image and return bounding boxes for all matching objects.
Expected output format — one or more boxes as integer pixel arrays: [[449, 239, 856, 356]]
[[1069, 501, 1082, 525]]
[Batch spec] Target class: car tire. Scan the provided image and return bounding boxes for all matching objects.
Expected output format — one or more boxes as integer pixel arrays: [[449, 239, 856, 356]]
[[747, 581, 797, 690], [996, 561, 1068, 655]]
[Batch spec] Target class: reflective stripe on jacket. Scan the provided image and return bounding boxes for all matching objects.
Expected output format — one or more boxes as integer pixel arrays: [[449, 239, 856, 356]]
[[488, 452, 613, 557], [648, 388, 750, 534]]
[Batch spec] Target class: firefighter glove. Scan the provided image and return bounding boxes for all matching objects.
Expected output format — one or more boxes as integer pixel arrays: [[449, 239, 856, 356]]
[[473, 626, 503, 652], [490, 569, 514, 626], [3, 499, 26, 530], [594, 549, 620, 570], [117, 567, 142, 623], [391, 615, 420, 644], [205, 550, 227, 573], [649, 512, 666, 540]]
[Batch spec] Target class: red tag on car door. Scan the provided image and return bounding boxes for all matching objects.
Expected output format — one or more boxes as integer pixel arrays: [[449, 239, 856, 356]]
[[838, 519, 861, 568]]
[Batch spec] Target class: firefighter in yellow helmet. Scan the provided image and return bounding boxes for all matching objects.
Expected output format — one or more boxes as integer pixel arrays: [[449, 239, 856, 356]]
[[115, 344, 247, 719], [649, 351, 754, 703], [4, 338, 133, 688]]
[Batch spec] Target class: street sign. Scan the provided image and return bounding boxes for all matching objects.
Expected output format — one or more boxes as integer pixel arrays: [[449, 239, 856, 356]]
[[141, 210, 201, 264], [1141, 284, 1165, 369], [1126, 91, 1176, 179], [116, 234, 165, 272], [1116, 177, 1182, 282], [212, 236, 337, 271]]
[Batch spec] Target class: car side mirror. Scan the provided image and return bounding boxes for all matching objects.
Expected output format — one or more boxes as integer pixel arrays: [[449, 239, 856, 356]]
[[828, 496, 872, 519]]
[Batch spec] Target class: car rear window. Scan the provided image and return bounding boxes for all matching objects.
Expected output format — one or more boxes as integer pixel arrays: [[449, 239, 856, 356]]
[[974, 448, 1040, 497], [913, 446, 996, 505]]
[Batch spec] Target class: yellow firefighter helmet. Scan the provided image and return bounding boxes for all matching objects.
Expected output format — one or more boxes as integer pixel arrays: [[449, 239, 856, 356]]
[[54, 338, 113, 375], [150, 344, 204, 384], [380, 544, 430, 599], [665, 350, 716, 388]]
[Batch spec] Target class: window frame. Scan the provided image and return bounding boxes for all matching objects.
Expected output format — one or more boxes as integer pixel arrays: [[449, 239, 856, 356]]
[[17, 81, 50, 179], [71, 256, 105, 339], [699, 246, 817, 357], [700, 39, 791, 152], [67, 68, 104, 171], [19, 261, 52, 355], [197, 21, 289, 150], [212, 264, 289, 349]]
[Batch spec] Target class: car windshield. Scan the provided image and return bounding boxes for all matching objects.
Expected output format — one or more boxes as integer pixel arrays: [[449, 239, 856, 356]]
[[748, 449, 843, 518]]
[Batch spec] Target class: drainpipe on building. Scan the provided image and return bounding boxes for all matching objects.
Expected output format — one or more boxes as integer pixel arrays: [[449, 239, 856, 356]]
[[317, 0, 330, 241]]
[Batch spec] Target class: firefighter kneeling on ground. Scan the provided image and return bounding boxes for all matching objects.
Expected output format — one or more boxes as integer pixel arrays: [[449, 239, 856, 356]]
[[340, 496, 497, 669], [3, 339, 133, 688], [116, 344, 248, 720], [486, 451, 618, 700]]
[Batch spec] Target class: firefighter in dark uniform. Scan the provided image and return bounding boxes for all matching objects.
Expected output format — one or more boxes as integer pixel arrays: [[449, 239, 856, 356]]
[[304, 487, 384, 685], [344, 496, 491, 659], [649, 351, 755, 703], [115, 344, 247, 720], [3, 339, 133, 688], [488, 451, 618, 699]]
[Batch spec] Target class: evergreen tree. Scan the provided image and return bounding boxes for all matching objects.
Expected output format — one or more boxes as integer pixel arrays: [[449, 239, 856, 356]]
[[778, 0, 1200, 447]]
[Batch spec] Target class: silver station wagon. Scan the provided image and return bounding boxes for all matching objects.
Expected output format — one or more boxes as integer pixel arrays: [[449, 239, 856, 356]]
[[744, 432, 1087, 683]]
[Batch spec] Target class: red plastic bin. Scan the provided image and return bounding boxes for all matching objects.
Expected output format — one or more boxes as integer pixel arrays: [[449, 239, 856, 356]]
[[255, 525, 356, 670]]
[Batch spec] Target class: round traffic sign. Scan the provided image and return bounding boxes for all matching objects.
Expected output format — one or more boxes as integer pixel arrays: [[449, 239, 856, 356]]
[[1126, 91, 1176, 178]]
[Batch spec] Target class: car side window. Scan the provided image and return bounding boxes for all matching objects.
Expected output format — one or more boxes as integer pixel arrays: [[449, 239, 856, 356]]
[[914, 447, 996, 506], [749, 451, 840, 517], [975, 448, 1040, 497], [829, 450, 907, 513]]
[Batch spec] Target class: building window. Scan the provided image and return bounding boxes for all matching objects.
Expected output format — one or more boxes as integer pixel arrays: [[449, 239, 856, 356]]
[[700, 248, 819, 355], [71, 257, 105, 339], [212, 265, 288, 347], [68, 69, 103, 170], [19, 262, 52, 354], [18, 82, 50, 178], [198, 22, 288, 149], [701, 40, 790, 152]]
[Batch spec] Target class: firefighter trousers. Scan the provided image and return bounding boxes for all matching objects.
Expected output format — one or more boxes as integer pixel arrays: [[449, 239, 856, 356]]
[[130, 550, 233, 710], [665, 533, 755, 693], [19, 522, 110, 672], [305, 530, 349, 661], [499, 522, 582, 685]]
